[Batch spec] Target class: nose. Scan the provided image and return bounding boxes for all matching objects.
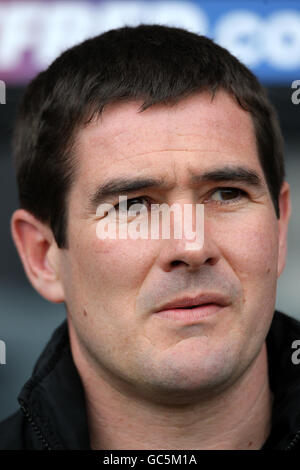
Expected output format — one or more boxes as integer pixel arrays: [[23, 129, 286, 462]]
[[155, 204, 221, 273]]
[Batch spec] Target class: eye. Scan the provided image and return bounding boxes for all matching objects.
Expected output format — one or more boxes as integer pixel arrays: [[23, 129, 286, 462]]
[[208, 187, 247, 204], [114, 196, 151, 214]]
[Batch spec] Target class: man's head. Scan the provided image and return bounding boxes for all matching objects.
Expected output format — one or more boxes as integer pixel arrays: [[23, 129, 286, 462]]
[[11, 25, 291, 403], [12, 24, 285, 249]]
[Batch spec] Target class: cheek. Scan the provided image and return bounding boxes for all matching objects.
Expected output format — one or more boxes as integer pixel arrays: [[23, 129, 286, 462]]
[[64, 235, 161, 354], [211, 210, 279, 282], [209, 210, 280, 347], [68, 230, 156, 306]]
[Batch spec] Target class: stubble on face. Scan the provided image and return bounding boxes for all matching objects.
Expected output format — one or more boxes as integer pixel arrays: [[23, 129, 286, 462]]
[[60, 90, 280, 405]]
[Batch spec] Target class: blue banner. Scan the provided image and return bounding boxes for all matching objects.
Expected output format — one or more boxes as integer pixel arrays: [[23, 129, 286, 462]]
[[0, 0, 299, 84]]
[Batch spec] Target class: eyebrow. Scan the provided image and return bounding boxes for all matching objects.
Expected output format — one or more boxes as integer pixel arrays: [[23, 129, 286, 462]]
[[193, 167, 262, 186], [86, 165, 263, 211]]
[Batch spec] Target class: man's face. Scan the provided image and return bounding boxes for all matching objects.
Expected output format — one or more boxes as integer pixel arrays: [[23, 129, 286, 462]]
[[58, 91, 288, 402]]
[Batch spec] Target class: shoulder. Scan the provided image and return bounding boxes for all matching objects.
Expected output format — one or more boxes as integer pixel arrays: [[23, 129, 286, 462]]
[[268, 310, 300, 347], [0, 410, 26, 450], [267, 310, 300, 405]]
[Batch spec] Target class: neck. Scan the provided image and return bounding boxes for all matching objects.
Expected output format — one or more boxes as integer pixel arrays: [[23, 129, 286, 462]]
[[69, 326, 272, 450]]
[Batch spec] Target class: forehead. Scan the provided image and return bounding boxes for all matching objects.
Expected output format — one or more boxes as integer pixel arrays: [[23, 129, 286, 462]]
[[74, 90, 261, 190]]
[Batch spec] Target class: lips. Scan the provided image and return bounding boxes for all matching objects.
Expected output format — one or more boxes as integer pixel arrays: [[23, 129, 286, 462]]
[[155, 293, 230, 313], [153, 293, 230, 323]]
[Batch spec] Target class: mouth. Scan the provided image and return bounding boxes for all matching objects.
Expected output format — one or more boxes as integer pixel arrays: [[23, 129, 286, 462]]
[[153, 294, 230, 323]]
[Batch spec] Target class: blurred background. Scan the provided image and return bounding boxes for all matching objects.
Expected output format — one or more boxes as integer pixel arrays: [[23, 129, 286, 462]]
[[0, 0, 299, 422]]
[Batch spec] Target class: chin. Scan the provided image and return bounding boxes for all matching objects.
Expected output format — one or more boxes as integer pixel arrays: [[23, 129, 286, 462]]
[[140, 350, 240, 402]]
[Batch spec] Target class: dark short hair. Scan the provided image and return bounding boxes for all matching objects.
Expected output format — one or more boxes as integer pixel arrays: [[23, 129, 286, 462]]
[[13, 24, 285, 249]]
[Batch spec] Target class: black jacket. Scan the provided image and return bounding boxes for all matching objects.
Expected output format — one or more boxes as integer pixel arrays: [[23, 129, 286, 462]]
[[1, 310, 300, 450]]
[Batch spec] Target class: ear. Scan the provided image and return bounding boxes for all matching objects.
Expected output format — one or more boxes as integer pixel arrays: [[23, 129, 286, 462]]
[[277, 181, 292, 278], [10, 209, 65, 303]]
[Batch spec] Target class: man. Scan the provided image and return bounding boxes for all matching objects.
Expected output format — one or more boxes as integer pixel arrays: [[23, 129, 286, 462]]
[[0, 24, 299, 450]]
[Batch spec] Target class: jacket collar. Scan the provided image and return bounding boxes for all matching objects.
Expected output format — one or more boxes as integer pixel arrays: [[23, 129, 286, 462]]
[[18, 320, 90, 449], [263, 311, 300, 449], [18, 311, 300, 450]]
